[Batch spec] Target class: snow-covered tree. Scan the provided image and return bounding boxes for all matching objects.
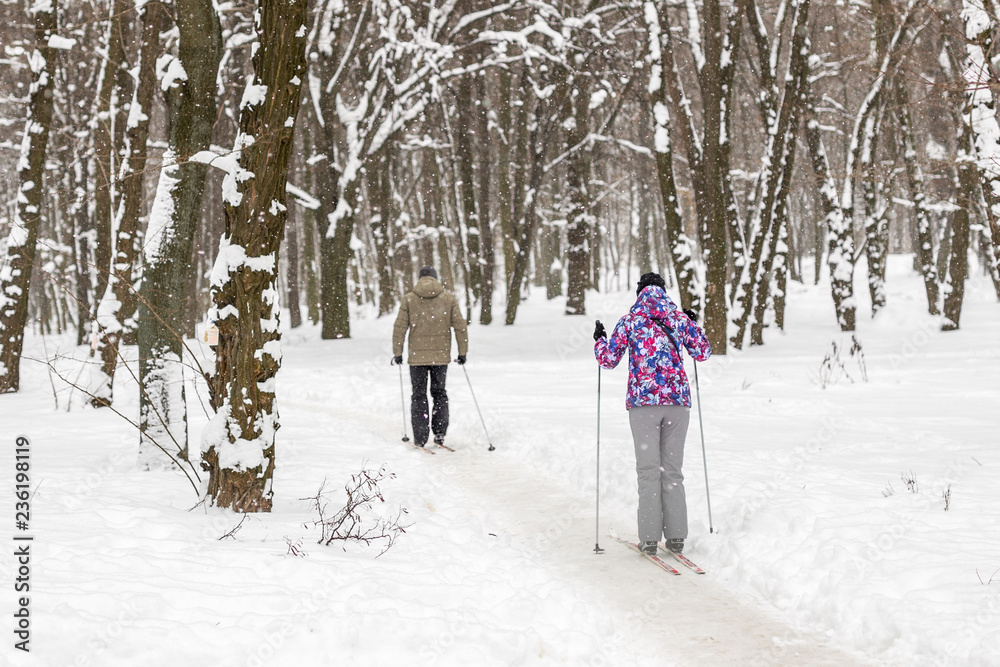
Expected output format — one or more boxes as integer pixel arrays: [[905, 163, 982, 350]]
[[0, 0, 58, 393], [961, 0, 1000, 312], [201, 0, 309, 511], [92, 0, 166, 407], [136, 0, 221, 467]]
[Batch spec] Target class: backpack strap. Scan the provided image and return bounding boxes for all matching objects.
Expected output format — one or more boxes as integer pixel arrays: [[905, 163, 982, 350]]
[[647, 316, 684, 360]]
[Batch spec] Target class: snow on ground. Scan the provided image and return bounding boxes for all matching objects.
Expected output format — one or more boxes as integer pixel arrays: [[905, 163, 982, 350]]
[[1, 254, 998, 666]]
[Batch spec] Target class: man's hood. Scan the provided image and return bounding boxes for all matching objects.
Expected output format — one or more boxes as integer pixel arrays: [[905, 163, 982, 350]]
[[413, 276, 444, 298]]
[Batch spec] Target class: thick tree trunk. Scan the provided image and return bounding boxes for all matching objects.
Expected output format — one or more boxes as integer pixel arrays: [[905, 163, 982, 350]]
[[202, 0, 309, 512], [695, 0, 729, 353], [0, 0, 57, 393], [137, 0, 221, 467]]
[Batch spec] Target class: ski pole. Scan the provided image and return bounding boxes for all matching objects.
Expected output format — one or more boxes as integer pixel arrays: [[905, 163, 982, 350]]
[[462, 365, 495, 451], [594, 365, 604, 554], [398, 363, 410, 443], [692, 361, 713, 533]]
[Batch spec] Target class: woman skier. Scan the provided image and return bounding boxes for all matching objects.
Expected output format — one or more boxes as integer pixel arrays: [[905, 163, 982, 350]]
[[593, 272, 711, 555]]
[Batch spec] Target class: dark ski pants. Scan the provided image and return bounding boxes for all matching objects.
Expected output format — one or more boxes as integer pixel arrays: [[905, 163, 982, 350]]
[[410, 365, 449, 445], [628, 405, 690, 543]]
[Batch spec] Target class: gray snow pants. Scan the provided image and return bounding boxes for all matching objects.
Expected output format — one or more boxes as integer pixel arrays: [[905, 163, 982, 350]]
[[628, 405, 690, 543]]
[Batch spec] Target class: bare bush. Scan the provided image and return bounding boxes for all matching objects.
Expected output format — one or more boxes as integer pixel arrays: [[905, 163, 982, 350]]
[[301, 465, 409, 557]]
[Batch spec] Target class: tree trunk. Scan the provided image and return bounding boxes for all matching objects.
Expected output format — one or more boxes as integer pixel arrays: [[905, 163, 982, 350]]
[[202, 0, 309, 512], [370, 147, 395, 316], [645, 2, 698, 310], [731, 0, 808, 348], [962, 0, 1000, 303], [505, 131, 545, 325], [90, 0, 131, 310], [496, 68, 517, 287], [942, 129, 974, 330], [0, 0, 57, 393], [455, 75, 482, 305], [895, 79, 939, 314], [477, 74, 495, 325], [564, 75, 593, 317], [137, 0, 221, 467], [802, 75, 854, 328], [287, 199, 303, 329], [71, 158, 96, 348], [94, 0, 165, 406]]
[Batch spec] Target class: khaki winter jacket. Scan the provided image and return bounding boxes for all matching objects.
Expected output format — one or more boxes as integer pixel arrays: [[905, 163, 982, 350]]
[[392, 277, 469, 365]]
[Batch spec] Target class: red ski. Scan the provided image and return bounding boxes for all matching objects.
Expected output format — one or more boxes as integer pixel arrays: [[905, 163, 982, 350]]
[[610, 535, 681, 575], [658, 544, 706, 574]]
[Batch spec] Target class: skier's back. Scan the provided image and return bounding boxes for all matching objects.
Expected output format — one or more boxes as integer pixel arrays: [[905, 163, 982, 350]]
[[392, 266, 468, 448], [594, 272, 711, 555]]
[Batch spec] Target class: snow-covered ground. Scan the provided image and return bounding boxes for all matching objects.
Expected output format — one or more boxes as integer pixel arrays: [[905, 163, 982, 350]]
[[2, 255, 998, 666]]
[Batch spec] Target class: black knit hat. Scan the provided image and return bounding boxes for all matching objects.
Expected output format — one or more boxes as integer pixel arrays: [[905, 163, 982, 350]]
[[636, 272, 666, 296], [418, 266, 438, 279]]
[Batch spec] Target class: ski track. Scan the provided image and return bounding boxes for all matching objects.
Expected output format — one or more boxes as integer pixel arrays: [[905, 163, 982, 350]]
[[288, 385, 881, 667]]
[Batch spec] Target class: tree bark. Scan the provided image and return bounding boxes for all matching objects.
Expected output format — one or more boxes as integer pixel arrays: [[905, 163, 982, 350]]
[[137, 0, 221, 466], [370, 147, 395, 316], [94, 0, 165, 406], [895, 79, 939, 315], [287, 199, 303, 329], [0, 0, 58, 393], [731, 0, 808, 348], [942, 125, 974, 330], [644, 1, 697, 310], [202, 0, 309, 512], [564, 76, 593, 316], [962, 0, 1000, 303], [477, 74, 495, 324], [454, 74, 482, 305]]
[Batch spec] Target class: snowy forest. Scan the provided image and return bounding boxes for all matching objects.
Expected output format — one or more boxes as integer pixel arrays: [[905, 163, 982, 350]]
[[2, 0, 999, 507], [1, 0, 999, 664]]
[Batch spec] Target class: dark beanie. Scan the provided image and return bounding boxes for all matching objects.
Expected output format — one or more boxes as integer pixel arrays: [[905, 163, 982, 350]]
[[418, 266, 438, 279], [636, 272, 666, 296]]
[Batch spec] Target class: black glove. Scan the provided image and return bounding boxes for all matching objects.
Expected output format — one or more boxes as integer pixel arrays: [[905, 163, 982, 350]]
[[593, 320, 606, 341], [456, 355, 466, 365], [683, 309, 698, 323], [391, 356, 403, 365]]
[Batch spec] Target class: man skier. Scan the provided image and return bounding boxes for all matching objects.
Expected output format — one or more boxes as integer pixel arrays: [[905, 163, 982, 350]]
[[594, 272, 711, 555], [392, 266, 469, 448]]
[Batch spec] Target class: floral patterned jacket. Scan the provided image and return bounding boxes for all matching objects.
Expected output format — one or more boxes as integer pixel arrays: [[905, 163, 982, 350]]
[[594, 287, 712, 409]]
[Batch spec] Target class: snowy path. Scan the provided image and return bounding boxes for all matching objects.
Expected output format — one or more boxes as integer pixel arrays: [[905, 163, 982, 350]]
[[283, 377, 880, 666], [278, 312, 883, 666], [425, 449, 880, 667]]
